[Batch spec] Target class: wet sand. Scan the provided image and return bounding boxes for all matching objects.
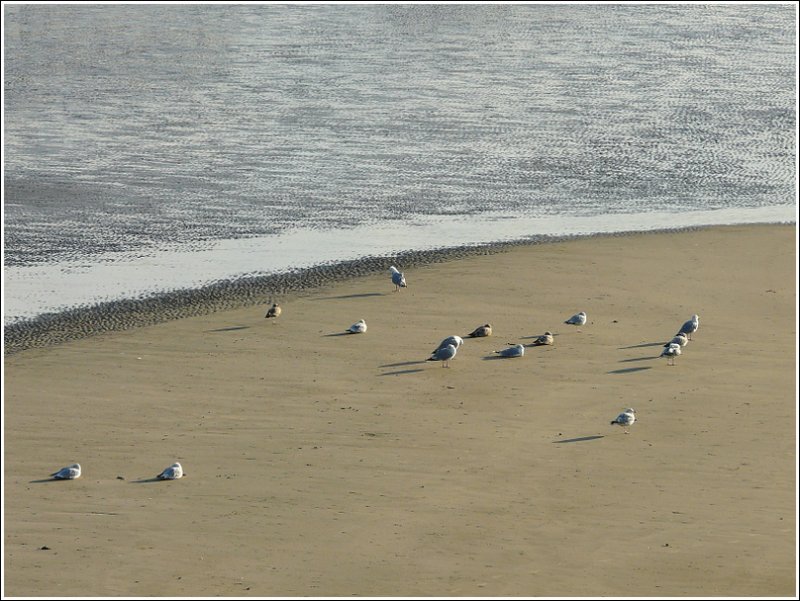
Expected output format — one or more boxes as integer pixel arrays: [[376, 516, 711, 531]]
[[3, 224, 796, 597]]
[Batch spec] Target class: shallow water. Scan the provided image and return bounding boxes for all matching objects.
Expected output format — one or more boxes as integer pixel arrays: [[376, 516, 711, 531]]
[[3, 4, 797, 322], [4, 206, 795, 324]]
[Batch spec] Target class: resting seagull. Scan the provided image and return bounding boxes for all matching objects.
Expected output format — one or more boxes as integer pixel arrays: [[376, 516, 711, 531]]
[[610, 408, 636, 433], [494, 343, 525, 358], [660, 342, 682, 366], [50, 463, 81, 480], [433, 335, 464, 354], [389, 266, 407, 291], [531, 331, 554, 346], [347, 319, 368, 334], [265, 302, 282, 319], [466, 324, 492, 338], [678, 314, 699, 340], [157, 462, 184, 480], [428, 343, 458, 367], [564, 311, 587, 326]]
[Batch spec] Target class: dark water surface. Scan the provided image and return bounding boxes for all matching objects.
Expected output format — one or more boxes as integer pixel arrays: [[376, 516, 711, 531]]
[[3, 4, 796, 322]]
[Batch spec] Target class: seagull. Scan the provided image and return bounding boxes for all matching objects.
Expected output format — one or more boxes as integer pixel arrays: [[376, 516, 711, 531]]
[[264, 302, 282, 319], [494, 343, 525, 358], [660, 342, 682, 365], [347, 319, 367, 334], [50, 463, 81, 480], [610, 408, 636, 433], [157, 462, 184, 480], [427, 343, 458, 367], [564, 311, 587, 326], [466, 324, 492, 338], [433, 335, 464, 354], [678, 314, 700, 340], [389, 266, 407, 291], [664, 333, 688, 348], [531, 331, 554, 346]]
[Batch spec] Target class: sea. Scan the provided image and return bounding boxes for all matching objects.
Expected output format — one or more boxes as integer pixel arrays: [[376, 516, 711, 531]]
[[3, 3, 797, 325]]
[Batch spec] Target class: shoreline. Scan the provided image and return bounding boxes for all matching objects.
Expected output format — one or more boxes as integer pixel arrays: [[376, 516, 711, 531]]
[[4, 221, 794, 355]]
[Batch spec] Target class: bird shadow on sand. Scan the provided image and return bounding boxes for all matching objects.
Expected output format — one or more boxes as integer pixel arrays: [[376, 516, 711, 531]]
[[130, 476, 186, 483], [380, 360, 427, 368], [618, 356, 658, 363], [28, 478, 68, 484], [323, 332, 360, 337], [379, 360, 427, 376], [552, 435, 605, 444], [380, 368, 427, 376], [618, 342, 666, 349], [205, 325, 250, 333], [312, 293, 385, 301], [608, 366, 653, 374]]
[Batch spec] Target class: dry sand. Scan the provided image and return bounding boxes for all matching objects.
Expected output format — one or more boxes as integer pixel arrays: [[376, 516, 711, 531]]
[[3, 224, 797, 597]]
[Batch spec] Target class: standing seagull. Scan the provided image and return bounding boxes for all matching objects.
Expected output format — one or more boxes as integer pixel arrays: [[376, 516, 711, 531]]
[[433, 335, 464, 354], [678, 314, 700, 340], [157, 462, 184, 480], [660, 342, 682, 366], [494, 343, 525, 358], [389, 266, 407, 291], [564, 311, 587, 326], [265, 302, 282, 319], [428, 343, 458, 367], [531, 331, 554, 346], [610, 408, 636, 433], [664, 333, 688, 348], [50, 463, 81, 480], [466, 323, 492, 338], [347, 319, 368, 334]]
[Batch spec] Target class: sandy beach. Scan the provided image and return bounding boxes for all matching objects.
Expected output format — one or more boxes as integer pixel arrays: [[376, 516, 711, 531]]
[[3, 224, 796, 597]]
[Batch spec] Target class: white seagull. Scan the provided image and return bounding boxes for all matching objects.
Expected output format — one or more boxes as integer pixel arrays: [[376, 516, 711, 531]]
[[427, 343, 458, 367], [494, 343, 525, 358], [610, 408, 636, 433], [50, 463, 81, 480], [466, 323, 492, 338], [347, 319, 368, 334], [157, 462, 184, 480], [433, 335, 464, 354], [678, 314, 700, 340], [660, 342, 682, 365], [531, 331, 554, 346], [564, 311, 587, 326], [389, 266, 407, 291], [664, 333, 688, 348]]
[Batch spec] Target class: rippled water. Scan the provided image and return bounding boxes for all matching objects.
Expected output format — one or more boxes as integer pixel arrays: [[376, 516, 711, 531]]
[[3, 4, 796, 321]]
